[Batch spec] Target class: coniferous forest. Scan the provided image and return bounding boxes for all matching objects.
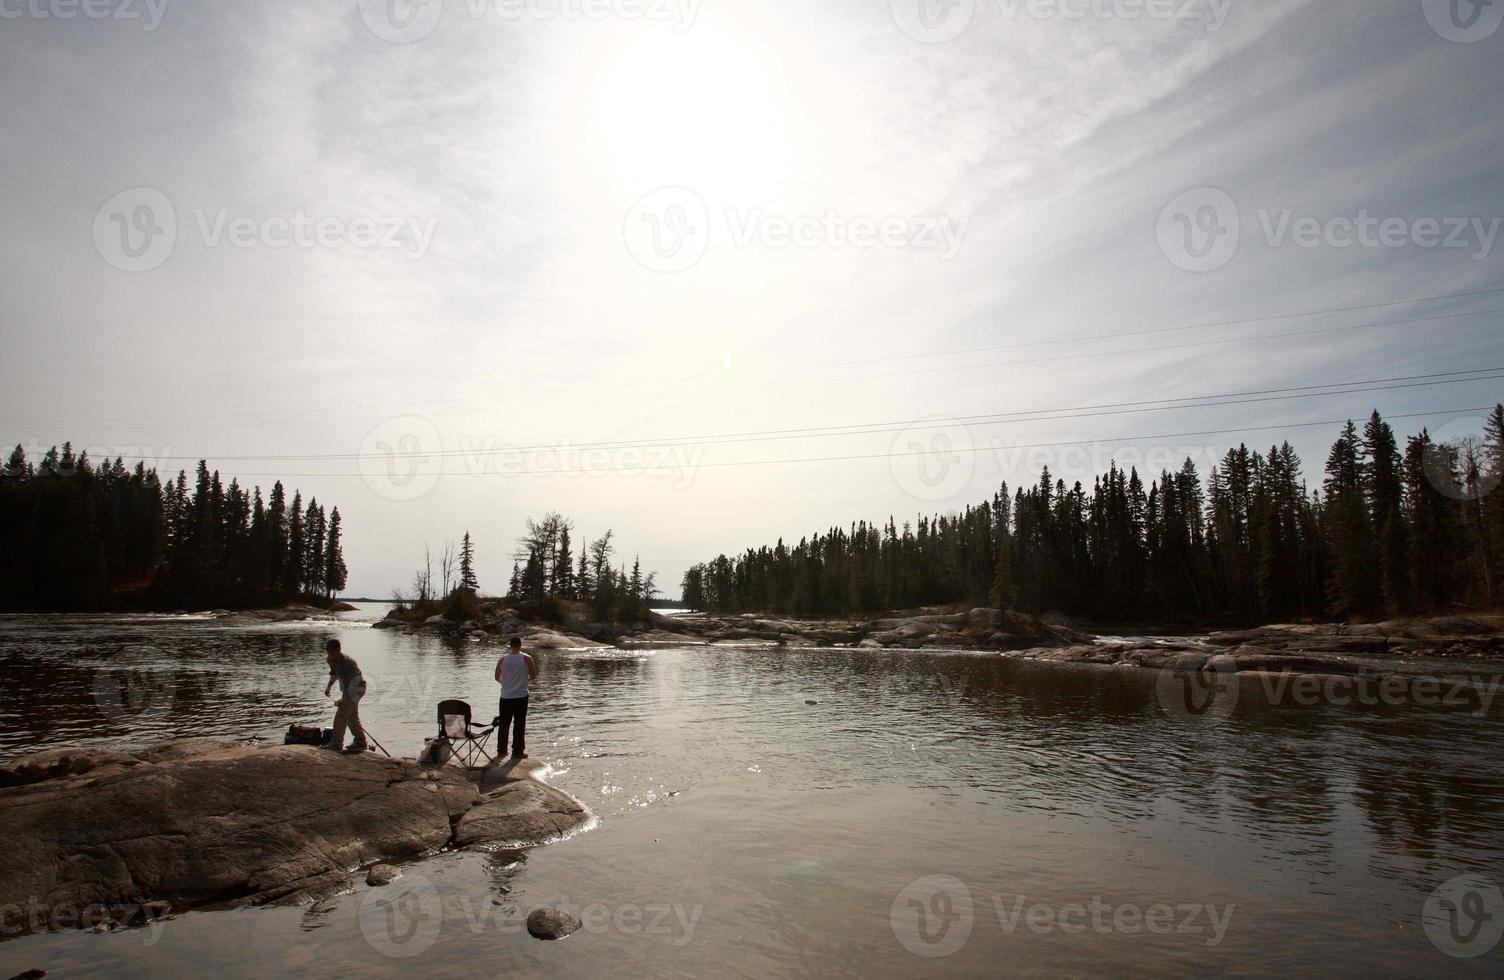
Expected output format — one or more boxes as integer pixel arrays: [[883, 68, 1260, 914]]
[[0, 443, 347, 611], [681, 408, 1504, 623]]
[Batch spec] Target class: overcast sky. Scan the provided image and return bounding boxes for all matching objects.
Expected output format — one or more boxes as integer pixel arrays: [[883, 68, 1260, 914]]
[[2, 0, 1502, 598]]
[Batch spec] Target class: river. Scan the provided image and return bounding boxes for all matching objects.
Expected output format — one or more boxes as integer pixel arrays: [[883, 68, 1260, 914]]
[[1, 605, 1501, 977]]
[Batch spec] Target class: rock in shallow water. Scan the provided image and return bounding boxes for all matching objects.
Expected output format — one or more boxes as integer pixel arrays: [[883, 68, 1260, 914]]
[[366, 864, 400, 886], [526, 907, 583, 940]]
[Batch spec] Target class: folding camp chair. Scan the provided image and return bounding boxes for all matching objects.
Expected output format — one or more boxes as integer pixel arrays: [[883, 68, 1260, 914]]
[[434, 699, 496, 768]]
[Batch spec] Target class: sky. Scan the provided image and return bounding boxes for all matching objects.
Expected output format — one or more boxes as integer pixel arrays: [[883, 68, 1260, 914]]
[[1, 0, 1502, 598]]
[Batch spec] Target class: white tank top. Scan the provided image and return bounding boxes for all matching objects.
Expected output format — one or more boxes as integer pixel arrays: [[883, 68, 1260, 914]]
[[499, 652, 530, 699]]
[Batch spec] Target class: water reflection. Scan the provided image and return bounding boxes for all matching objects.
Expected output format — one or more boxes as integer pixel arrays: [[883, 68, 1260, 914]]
[[1, 611, 1502, 976]]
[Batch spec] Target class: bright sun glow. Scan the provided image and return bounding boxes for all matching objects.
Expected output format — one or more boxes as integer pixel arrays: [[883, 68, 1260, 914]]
[[590, 26, 793, 202]]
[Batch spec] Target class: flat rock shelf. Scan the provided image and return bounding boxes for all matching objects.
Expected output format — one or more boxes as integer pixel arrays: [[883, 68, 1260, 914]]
[[0, 740, 588, 935]]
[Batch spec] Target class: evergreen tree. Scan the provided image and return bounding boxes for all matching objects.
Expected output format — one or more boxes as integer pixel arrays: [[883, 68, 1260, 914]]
[[554, 526, 573, 599], [324, 508, 348, 597], [459, 531, 479, 593], [0, 449, 348, 610]]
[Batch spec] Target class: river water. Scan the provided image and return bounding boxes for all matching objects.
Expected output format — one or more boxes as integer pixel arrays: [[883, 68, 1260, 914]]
[[1, 605, 1502, 978]]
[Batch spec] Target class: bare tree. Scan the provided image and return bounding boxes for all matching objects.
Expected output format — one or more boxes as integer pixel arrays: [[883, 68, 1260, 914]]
[[411, 544, 434, 605], [440, 539, 457, 598]]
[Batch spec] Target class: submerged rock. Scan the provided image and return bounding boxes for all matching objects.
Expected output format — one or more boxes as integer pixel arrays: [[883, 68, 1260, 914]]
[[526, 907, 583, 940], [0, 740, 588, 934]]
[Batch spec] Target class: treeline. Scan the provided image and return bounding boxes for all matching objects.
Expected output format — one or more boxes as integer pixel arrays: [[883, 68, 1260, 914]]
[[397, 513, 661, 624], [681, 408, 1504, 623], [506, 513, 660, 621], [0, 443, 348, 611]]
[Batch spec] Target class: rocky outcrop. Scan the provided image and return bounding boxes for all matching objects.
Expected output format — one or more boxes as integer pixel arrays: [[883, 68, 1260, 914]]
[[659, 607, 1088, 651], [0, 740, 589, 934], [374, 598, 1093, 653], [374, 603, 607, 649], [1201, 615, 1504, 661], [1000, 640, 1371, 676], [454, 779, 589, 848]]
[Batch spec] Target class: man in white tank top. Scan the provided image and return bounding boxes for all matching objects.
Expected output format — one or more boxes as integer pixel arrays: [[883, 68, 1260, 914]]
[[494, 635, 538, 759]]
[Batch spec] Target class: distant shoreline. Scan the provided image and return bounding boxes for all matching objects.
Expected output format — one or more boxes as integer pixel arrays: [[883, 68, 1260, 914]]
[[0, 598, 357, 616]]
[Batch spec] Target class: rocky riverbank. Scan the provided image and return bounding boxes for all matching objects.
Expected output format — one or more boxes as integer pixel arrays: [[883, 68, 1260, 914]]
[[376, 599, 1090, 652], [997, 614, 1504, 675], [657, 607, 1090, 650], [373, 598, 1504, 674], [0, 740, 587, 936]]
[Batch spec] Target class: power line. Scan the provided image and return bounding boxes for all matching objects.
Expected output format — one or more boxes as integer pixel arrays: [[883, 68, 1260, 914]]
[[5, 285, 1501, 429], [111, 367, 1504, 461], [735, 285, 1504, 373], [124, 407, 1496, 478]]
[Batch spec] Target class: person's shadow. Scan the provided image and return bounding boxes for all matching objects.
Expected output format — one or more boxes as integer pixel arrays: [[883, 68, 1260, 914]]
[[479, 754, 529, 792]]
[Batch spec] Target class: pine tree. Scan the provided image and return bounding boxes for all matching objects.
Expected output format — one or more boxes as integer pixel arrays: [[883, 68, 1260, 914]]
[[575, 543, 591, 603], [324, 508, 348, 597], [554, 526, 573, 599], [1324, 421, 1377, 617], [459, 531, 479, 593], [285, 492, 305, 596]]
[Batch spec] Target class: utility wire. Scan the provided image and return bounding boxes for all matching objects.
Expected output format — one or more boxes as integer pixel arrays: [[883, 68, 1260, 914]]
[[110, 368, 1504, 462], [5, 285, 1501, 428], [125, 407, 1497, 478]]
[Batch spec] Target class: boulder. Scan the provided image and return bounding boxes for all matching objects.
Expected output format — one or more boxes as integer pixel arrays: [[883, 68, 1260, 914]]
[[526, 907, 583, 941], [966, 608, 1002, 631], [366, 864, 400, 886]]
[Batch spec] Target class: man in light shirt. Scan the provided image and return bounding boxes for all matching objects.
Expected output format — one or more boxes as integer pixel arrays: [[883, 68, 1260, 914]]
[[494, 635, 538, 760]]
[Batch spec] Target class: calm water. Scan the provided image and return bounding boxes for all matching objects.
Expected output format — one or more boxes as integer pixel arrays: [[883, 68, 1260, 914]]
[[1, 605, 1502, 978]]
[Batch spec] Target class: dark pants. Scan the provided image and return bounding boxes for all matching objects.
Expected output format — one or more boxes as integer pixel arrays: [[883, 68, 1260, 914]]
[[498, 696, 529, 756]]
